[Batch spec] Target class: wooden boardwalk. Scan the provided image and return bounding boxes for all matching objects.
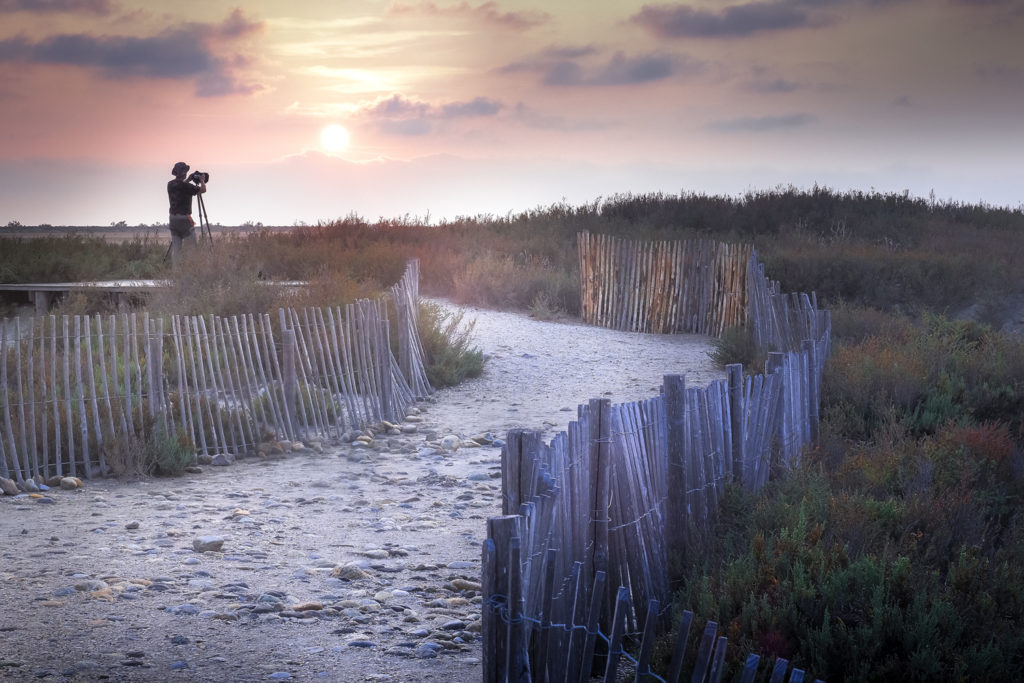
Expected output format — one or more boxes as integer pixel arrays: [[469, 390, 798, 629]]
[[0, 280, 305, 314]]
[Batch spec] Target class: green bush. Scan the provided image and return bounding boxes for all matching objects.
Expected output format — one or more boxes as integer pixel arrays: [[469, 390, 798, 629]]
[[416, 300, 485, 388], [710, 324, 765, 371], [823, 315, 1024, 440], [135, 426, 195, 476], [678, 314, 1024, 681], [679, 459, 1024, 681]]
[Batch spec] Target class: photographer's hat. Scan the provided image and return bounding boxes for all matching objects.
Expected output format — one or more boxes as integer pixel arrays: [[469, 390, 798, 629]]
[[171, 161, 190, 177]]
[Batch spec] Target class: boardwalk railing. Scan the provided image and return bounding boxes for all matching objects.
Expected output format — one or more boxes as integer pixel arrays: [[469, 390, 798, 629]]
[[0, 259, 432, 484], [484, 237, 831, 681]]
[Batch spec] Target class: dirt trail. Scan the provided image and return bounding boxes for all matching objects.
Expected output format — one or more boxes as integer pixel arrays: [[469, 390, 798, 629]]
[[0, 303, 722, 682]]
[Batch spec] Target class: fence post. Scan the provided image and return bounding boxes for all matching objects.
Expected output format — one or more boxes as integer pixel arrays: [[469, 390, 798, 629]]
[[663, 374, 687, 578], [503, 429, 525, 516], [727, 364, 745, 484], [484, 515, 520, 683], [603, 586, 631, 683], [579, 570, 607, 682], [803, 339, 820, 445], [589, 398, 612, 630], [482, 538, 499, 683], [634, 599, 660, 683], [508, 535, 529, 683], [281, 326, 297, 436], [766, 352, 786, 473], [533, 546, 558, 683]]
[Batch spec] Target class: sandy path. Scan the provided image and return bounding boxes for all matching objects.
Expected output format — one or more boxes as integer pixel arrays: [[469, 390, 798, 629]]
[[426, 302, 723, 438], [0, 304, 721, 682]]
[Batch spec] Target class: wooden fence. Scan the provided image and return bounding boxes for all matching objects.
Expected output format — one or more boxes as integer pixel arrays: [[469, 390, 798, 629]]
[[484, 238, 831, 681], [484, 522, 823, 683], [577, 231, 752, 336], [0, 260, 432, 484]]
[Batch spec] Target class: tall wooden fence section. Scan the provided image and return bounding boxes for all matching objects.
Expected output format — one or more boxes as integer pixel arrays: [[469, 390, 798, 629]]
[[0, 260, 432, 484], [578, 231, 752, 336], [484, 238, 831, 681]]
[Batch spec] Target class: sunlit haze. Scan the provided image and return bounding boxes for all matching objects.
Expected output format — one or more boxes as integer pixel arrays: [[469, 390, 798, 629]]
[[1, 1, 1021, 227]]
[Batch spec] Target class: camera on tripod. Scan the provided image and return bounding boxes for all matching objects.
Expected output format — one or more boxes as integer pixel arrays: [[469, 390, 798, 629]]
[[188, 170, 210, 185]]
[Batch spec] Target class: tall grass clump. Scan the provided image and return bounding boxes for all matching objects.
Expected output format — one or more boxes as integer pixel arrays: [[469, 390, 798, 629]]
[[105, 425, 195, 477], [416, 300, 484, 388], [709, 324, 765, 370]]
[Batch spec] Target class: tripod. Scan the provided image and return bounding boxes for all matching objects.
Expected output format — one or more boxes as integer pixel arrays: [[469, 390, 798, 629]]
[[164, 190, 213, 262], [194, 191, 213, 242]]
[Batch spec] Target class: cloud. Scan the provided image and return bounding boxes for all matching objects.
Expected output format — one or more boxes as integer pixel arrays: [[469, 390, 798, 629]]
[[950, 0, 1015, 6], [358, 94, 505, 136], [504, 49, 702, 87], [975, 64, 1024, 84], [367, 94, 432, 119], [388, 1, 549, 30], [0, 0, 114, 13], [631, 1, 831, 38], [540, 45, 601, 61], [205, 8, 264, 40], [708, 113, 818, 132], [441, 96, 503, 118], [513, 103, 613, 132], [0, 10, 265, 96], [497, 45, 598, 76], [0, 31, 213, 78], [744, 76, 802, 93]]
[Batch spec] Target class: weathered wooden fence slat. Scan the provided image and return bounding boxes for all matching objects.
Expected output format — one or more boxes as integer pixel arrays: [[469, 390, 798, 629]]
[[1, 260, 432, 483]]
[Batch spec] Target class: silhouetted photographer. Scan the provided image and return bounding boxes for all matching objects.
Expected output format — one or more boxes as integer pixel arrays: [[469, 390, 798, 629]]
[[167, 161, 209, 266]]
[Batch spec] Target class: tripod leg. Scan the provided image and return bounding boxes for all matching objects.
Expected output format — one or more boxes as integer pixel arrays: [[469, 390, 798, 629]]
[[197, 194, 213, 242]]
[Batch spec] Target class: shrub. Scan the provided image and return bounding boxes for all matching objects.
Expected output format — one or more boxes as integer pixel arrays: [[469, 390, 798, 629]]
[[823, 316, 1024, 441], [107, 426, 194, 477], [709, 324, 765, 371], [416, 300, 485, 387], [679, 460, 1024, 681]]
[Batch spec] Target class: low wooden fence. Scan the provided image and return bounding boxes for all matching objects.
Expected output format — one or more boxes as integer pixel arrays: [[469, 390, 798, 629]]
[[0, 260, 432, 484], [484, 522, 823, 683], [484, 238, 831, 681], [578, 231, 752, 336], [747, 258, 831, 356]]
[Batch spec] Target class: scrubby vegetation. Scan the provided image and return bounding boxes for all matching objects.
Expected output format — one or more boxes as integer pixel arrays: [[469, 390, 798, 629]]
[[686, 315, 1024, 680], [3, 186, 1023, 679]]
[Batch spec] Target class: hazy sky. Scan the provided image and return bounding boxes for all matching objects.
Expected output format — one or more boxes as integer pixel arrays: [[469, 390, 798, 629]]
[[1, 0, 1021, 226]]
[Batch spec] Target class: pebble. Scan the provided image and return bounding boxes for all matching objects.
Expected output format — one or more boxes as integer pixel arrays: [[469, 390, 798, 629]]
[[347, 640, 376, 648], [192, 536, 226, 553]]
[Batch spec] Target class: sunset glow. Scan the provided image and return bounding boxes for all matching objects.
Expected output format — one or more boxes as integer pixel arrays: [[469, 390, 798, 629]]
[[0, 1, 1021, 226]]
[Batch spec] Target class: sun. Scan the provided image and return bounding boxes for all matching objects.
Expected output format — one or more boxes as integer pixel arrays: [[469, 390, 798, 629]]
[[320, 124, 350, 153]]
